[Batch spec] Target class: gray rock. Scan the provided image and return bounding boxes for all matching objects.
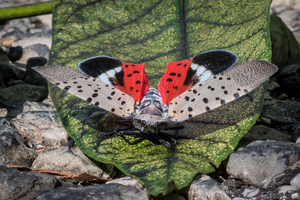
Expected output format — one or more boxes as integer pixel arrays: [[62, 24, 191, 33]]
[[276, 64, 300, 98], [11, 101, 69, 149], [29, 17, 45, 29], [106, 176, 144, 190], [35, 14, 52, 29], [267, 81, 280, 92], [290, 173, 300, 189], [227, 140, 300, 188], [278, 185, 298, 194], [0, 119, 37, 166], [7, 18, 30, 34], [0, 83, 48, 102], [261, 100, 300, 141], [0, 108, 7, 118], [0, 28, 24, 40], [12, 29, 52, 49], [0, 48, 10, 65], [155, 193, 186, 200], [7, 62, 27, 79], [7, 46, 23, 62], [22, 56, 48, 87], [292, 193, 300, 199], [18, 44, 49, 64], [277, 10, 300, 32], [32, 142, 109, 178], [242, 188, 259, 198], [0, 165, 61, 200], [36, 183, 148, 200], [238, 125, 290, 147], [188, 179, 231, 200], [277, 64, 300, 80], [0, 64, 19, 86]]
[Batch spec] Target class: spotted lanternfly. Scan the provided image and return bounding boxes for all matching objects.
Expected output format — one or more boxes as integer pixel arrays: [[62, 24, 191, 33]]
[[33, 50, 278, 148]]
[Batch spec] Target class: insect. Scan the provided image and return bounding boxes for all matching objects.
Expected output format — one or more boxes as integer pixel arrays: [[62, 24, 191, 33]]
[[33, 50, 278, 148]]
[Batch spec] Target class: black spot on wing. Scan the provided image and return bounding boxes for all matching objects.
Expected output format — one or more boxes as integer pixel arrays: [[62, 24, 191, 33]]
[[63, 86, 71, 91], [192, 50, 238, 74], [234, 93, 240, 99], [78, 56, 122, 77]]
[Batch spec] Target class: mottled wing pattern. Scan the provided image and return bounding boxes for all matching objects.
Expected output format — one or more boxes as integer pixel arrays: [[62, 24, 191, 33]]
[[33, 65, 135, 118], [78, 56, 149, 102], [158, 50, 238, 105], [168, 60, 278, 122]]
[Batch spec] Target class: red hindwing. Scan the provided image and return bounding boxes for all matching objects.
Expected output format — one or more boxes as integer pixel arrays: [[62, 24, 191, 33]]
[[158, 59, 192, 105], [116, 63, 149, 103]]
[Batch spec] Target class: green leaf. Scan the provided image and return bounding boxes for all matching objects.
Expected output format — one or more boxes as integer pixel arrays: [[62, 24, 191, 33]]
[[48, 0, 272, 195]]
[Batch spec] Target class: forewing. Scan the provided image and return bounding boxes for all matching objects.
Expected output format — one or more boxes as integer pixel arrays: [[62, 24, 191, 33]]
[[33, 65, 135, 118], [78, 56, 149, 102], [168, 60, 278, 122], [158, 50, 238, 105]]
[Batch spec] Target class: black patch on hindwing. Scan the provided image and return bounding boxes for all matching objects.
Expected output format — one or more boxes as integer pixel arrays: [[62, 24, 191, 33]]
[[183, 50, 237, 87], [78, 56, 122, 77], [192, 50, 238, 74], [78, 56, 125, 87]]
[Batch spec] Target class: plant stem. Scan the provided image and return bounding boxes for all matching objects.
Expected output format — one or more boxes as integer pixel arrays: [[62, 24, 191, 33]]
[[0, 1, 60, 21]]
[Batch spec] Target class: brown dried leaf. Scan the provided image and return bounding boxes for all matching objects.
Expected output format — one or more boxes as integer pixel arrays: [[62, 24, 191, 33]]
[[6, 164, 112, 184]]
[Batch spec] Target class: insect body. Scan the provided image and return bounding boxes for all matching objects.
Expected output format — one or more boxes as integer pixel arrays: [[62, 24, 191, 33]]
[[33, 50, 278, 147]]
